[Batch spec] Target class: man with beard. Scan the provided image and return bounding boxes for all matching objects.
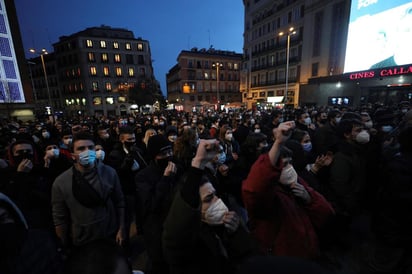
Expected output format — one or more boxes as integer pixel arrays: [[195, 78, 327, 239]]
[[135, 134, 179, 274]]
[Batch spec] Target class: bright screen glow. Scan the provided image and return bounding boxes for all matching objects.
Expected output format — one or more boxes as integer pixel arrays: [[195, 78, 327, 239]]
[[344, 0, 412, 73]]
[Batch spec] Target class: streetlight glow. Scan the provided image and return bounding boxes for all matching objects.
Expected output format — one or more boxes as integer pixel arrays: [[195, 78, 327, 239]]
[[29, 48, 53, 122], [212, 62, 223, 106], [279, 27, 296, 105]]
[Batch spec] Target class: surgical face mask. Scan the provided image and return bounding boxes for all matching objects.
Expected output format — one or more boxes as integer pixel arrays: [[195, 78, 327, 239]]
[[254, 129, 261, 133], [401, 108, 408, 114], [36, 126, 42, 131], [42, 131, 50, 139], [63, 138, 73, 146], [77, 150, 96, 166], [278, 118, 284, 123], [101, 133, 110, 140], [335, 117, 342, 124], [159, 121, 165, 126], [279, 164, 298, 186], [302, 142, 312, 152], [225, 133, 233, 141], [168, 135, 177, 143], [364, 121, 373, 129], [96, 150, 105, 161], [356, 130, 370, 144], [381, 125, 393, 133], [216, 152, 226, 164], [46, 148, 60, 158], [203, 198, 228, 225], [250, 119, 255, 125], [304, 117, 312, 126]]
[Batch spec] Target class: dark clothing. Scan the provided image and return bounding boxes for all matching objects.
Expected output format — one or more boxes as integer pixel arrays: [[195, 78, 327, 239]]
[[313, 122, 339, 154], [135, 161, 179, 274], [107, 143, 147, 195], [163, 167, 256, 274], [233, 124, 250, 146]]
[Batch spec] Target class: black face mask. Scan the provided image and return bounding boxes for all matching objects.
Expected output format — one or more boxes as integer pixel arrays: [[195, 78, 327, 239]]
[[156, 157, 171, 170], [13, 152, 33, 166]]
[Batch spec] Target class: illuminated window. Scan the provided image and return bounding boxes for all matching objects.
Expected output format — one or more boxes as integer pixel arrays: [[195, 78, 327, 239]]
[[101, 53, 108, 62], [128, 67, 134, 77], [227, 63, 233, 69], [105, 82, 112, 91], [118, 96, 126, 102], [106, 97, 114, 104], [115, 67, 122, 77], [137, 43, 144, 51], [100, 41, 107, 48], [92, 81, 99, 91], [234, 63, 239, 70], [88, 52, 95, 62], [93, 97, 102, 105], [204, 72, 209, 79], [81, 98, 86, 106], [86, 39, 93, 48], [90, 66, 97, 76], [125, 43, 131, 50], [103, 66, 110, 76], [113, 41, 119, 49], [114, 54, 121, 63]]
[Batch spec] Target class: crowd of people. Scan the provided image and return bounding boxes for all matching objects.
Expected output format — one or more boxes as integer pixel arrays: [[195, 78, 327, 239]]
[[0, 101, 411, 274]]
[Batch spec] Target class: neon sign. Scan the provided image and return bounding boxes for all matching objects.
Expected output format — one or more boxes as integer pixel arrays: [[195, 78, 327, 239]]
[[348, 65, 412, 80]]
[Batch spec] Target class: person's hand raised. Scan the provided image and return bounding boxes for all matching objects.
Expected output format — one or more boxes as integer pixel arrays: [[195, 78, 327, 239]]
[[273, 121, 295, 145], [192, 139, 220, 170]]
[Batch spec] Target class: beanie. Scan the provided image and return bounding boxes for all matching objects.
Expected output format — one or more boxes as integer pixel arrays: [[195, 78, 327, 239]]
[[147, 135, 172, 160]]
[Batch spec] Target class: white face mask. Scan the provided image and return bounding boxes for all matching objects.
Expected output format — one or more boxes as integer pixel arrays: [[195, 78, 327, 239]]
[[364, 121, 373, 129], [304, 117, 312, 126], [46, 148, 60, 158], [96, 150, 105, 161], [63, 138, 72, 146], [279, 164, 298, 186], [42, 132, 50, 139], [278, 118, 284, 123], [355, 130, 370, 144], [254, 129, 261, 133], [335, 117, 342, 124], [203, 198, 228, 225], [168, 135, 177, 143], [250, 119, 255, 125]]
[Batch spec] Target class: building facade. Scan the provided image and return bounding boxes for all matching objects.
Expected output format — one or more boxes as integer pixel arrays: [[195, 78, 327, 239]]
[[241, 0, 350, 109], [45, 25, 158, 117], [166, 48, 243, 112], [0, 0, 35, 120]]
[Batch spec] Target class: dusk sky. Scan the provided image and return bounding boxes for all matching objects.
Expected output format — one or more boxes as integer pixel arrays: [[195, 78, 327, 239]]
[[14, 0, 245, 95]]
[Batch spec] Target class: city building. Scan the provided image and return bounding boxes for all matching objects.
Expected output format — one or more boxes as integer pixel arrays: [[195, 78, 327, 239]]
[[50, 25, 160, 117], [166, 47, 243, 112], [0, 0, 35, 120], [26, 26, 160, 118], [241, 0, 350, 109]]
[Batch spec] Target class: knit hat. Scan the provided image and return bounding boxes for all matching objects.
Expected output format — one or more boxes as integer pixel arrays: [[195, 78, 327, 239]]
[[147, 135, 172, 160]]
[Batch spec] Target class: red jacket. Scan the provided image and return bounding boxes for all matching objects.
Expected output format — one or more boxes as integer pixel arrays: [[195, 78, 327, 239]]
[[242, 154, 334, 259]]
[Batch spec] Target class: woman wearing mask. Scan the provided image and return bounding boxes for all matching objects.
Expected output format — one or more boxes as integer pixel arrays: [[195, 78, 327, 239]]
[[163, 139, 257, 274], [242, 122, 335, 259], [218, 125, 240, 169]]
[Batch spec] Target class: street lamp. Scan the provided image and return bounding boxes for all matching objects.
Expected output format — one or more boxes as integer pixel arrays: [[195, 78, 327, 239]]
[[212, 62, 223, 106], [29, 48, 54, 122], [279, 27, 296, 104], [27, 61, 38, 114]]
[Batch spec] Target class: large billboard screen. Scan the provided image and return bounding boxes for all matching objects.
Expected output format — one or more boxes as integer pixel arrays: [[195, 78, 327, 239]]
[[344, 1, 412, 73]]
